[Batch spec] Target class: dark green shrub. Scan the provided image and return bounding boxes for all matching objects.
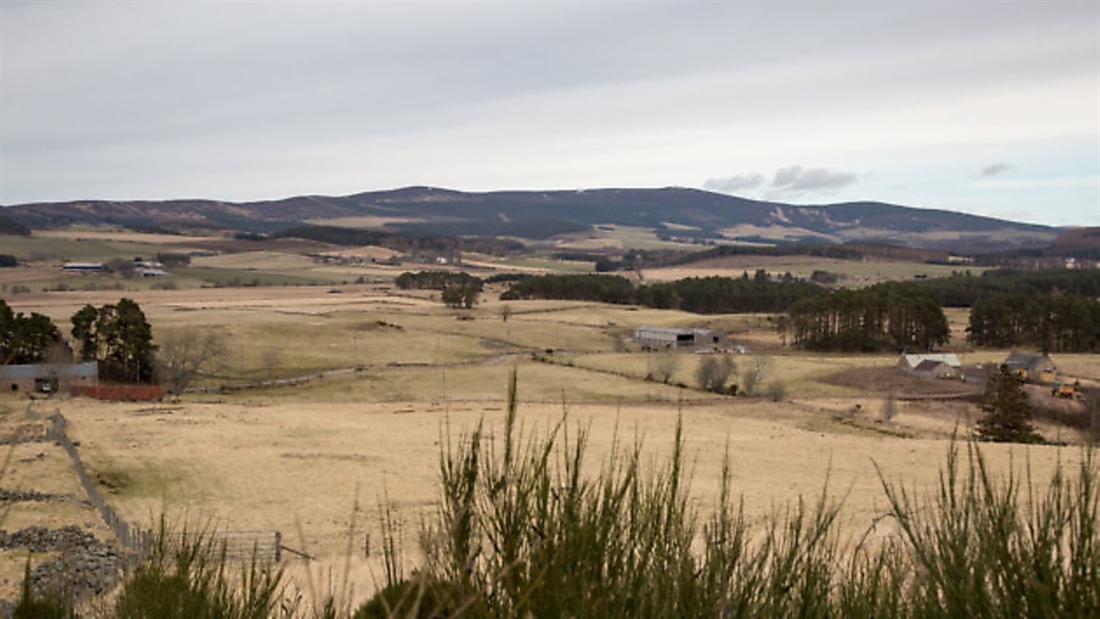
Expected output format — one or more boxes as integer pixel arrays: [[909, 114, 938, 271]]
[[977, 365, 1043, 444]]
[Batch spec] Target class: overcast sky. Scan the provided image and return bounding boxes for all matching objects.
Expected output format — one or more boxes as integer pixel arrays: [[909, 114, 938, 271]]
[[2, 1, 1097, 227]]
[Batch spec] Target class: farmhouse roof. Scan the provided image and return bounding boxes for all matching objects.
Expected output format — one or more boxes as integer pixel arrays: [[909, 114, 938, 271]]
[[1004, 351, 1054, 373], [635, 326, 693, 336]]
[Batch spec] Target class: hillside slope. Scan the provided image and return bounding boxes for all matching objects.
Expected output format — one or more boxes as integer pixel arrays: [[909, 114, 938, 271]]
[[1, 186, 1058, 252]]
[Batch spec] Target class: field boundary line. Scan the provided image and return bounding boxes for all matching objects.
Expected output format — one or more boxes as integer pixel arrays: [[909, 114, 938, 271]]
[[46, 410, 139, 550]]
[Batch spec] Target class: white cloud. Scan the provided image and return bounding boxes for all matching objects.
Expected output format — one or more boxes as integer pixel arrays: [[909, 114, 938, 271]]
[[772, 166, 858, 192], [980, 163, 1014, 177], [703, 174, 766, 194]]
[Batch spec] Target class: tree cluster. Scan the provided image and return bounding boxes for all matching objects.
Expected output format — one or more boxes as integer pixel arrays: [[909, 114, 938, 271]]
[[668, 243, 865, 266], [499, 273, 824, 315], [274, 224, 523, 257], [0, 300, 61, 364], [396, 271, 483, 309], [396, 271, 482, 291], [501, 274, 635, 305], [920, 268, 1100, 307], [154, 252, 191, 268], [645, 274, 823, 314], [787, 282, 950, 352], [967, 292, 1100, 352], [550, 252, 621, 272], [71, 298, 157, 384]]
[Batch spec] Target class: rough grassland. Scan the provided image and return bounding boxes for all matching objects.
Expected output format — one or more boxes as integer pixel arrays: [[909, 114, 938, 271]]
[[18, 395, 1086, 611], [1, 246, 1096, 612]]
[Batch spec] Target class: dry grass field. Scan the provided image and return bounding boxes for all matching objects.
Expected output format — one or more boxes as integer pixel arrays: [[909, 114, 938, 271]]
[[0, 230, 1096, 611], [643, 260, 985, 287]]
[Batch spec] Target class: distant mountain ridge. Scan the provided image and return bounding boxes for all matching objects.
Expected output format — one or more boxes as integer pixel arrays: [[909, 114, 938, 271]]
[[1, 186, 1059, 253]]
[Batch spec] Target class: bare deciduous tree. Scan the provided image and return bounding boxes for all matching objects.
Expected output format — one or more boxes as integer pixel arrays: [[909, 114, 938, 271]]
[[695, 354, 737, 394], [156, 328, 227, 395], [740, 357, 771, 397], [647, 350, 680, 384]]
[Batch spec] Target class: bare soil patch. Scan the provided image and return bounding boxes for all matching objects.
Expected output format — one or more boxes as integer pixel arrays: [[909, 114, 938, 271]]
[[820, 366, 981, 399]]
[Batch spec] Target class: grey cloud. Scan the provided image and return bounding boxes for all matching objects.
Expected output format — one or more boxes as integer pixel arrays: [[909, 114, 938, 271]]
[[704, 173, 766, 193], [980, 163, 1014, 177], [772, 166, 857, 191]]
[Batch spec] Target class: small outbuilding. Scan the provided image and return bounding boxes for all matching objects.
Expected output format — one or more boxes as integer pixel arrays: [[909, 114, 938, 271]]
[[896, 353, 962, 379], [0, 362, 98, 395], [1003, 351, 1058, 383]]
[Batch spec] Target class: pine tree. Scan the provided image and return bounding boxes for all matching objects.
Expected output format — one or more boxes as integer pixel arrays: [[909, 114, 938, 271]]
[[976, 365, 1043, 443]]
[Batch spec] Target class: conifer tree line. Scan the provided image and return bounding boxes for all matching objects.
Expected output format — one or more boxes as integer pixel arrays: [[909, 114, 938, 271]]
[[71, 299, 157, 383], [787, 282, 950, 352], [396, 271, 483, 309], [918, 268, 1100, 307], [0, 299, 61, 364], [967, 291, 1100, 352], [0, 297, 156, 384], [499, 272, 823, 314]]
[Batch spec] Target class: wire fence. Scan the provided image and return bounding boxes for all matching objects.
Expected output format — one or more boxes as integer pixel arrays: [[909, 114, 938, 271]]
[[47, 411, 139, 550], [47, 411, 282, 563]]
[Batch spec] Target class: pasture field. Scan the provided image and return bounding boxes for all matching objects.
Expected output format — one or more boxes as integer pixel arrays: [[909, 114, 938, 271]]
[[0, 230, 1096, 611], [644, 259, 986, 286]]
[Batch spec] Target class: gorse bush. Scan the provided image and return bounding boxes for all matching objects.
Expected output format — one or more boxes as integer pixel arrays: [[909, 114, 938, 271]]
[[365, 370, 1099, 618], [113, 517, 288, 619]]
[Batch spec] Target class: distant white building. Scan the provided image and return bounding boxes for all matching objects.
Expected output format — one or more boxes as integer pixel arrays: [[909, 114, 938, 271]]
[[62, 262, 104, 273], [896, 353, 962, 379], [633, 326, 727, 350]]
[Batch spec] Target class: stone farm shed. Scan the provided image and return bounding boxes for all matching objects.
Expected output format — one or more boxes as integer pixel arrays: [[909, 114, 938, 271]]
[[896, 353, 962, 379], [1, 362, 98, 395], [1003, 351, 1058, 383], [633, 326, 727, 350]]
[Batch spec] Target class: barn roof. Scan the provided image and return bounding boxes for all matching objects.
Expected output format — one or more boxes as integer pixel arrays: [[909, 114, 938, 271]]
[[900, 353, 961, 368], [0, 362, 98, 380], [1004, 351, 1055, 372], [913, 359, 947, 372]]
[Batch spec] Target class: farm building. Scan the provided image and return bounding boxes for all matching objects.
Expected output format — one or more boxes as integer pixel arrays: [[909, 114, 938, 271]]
[[62, 262, 104, 273], [1003, 351, 1058, 383], [633, 326, 727, 350], [896, 353, 962, 379], [0, 362, 98, 395]]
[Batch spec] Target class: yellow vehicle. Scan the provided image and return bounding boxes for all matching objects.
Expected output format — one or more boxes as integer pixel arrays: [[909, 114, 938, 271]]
[[1052, 383, 1077, 399]]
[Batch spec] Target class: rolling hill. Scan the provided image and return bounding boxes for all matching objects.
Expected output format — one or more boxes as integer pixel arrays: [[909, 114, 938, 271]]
[[1, 186, 1059, 253]]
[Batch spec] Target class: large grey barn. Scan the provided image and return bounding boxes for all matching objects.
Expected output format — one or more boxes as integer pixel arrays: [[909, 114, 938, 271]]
[[633, 326, 727, 350]]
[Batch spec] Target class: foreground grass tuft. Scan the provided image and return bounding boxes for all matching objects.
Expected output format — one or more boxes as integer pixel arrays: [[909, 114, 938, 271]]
[[362, 369, 1099, 618], [113, 516, 288, 619]]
